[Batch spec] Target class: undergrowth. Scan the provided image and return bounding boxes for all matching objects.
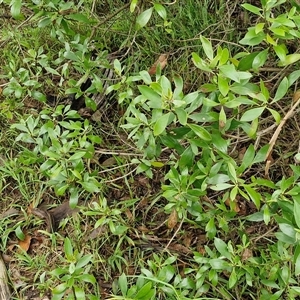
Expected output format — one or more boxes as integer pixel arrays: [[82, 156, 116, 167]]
[[1, 0, 300, 299]]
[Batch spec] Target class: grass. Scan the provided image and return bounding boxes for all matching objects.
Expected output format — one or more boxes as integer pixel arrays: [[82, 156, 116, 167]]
[[1, 0, 300, 299]]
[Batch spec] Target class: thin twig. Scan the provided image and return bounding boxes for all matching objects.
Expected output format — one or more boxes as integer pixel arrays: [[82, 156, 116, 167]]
[[94, 149, 144, 156], [103, 167, 137, 183], [163, 218, 184, 252], [98, 162, 136, 174], [265, 93, 300, 164]]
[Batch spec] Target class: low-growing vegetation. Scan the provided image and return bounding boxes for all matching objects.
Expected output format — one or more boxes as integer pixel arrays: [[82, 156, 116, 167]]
[[1, 0, 300, 299]]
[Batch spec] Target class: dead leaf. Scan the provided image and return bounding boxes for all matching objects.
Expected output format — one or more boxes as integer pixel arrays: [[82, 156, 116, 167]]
[[125, 209, 134, 221], [85, 226, 107, 241], [183, 235, 192, 248], [242, 248, 253, 261], [224, 198, 240, 213], [167, 209, 178, 229], [18, 234, 31, 252], [101, 156, 117, 166], [168, 243, 191, 254], [148, 53, 169, 75]]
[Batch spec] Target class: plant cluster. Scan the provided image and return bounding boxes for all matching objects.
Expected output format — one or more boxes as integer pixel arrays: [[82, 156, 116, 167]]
[[1, 0, 300, 299]]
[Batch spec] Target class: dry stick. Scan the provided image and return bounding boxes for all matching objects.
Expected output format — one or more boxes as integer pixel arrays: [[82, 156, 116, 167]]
[[265, 94, 300, 171], [163, 218, 184, 252]]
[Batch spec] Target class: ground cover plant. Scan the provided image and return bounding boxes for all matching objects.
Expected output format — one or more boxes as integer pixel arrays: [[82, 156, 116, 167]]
[[1, 0, 300, 299]]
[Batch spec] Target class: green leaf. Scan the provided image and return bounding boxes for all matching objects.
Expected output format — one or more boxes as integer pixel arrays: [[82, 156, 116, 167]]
[[288, 70, 300, 87], [15, 226, 25, 241], [10, 0, 23, 19], [138, 86, 161, 108], [228, 268, 237, 288], [74, 287, 85, 299], [239, 27, 265, 46], [241, 3, 262, 15], [273, 77, 289, 103], [188, 124, 211, 141], [244, 185, 261, 209], [240, 144, 255, 171], [64, 51, 80, 62], [294, 244, 300, 276], [192, 52, 212, 72], [219, 65, 252, 83], [130, 0, 138, 12], [200, 36, 214, 60], [76, 254, 92, 269], [67, 13, 92, 23], [252, 49, 268, 70], [240, 107, 265, 122], [69, 188, 79, 209], [38, 16, 52, 28], [118, 273, 128, 296], [214, 238, 231, 259], [209, 258, 231, 270], [273, 44, 287, 62], [175, 107, 187, 125], [154, 3, 167, 20], [52, 282, 68, 296], [64, 237, 73, 261], [153, 112, 170, 136], [179, 146, 194, 169], [136, 8, 153, 29], [278, 54, 300, 66], [267, 108, 281, 124], [238, 52, 260, 71], [135, 282, 153, 299], [81, 179, 100, 193], [78, 274, 96, 284], [218, 75, 229, 96], [293, 195, 300, 229]]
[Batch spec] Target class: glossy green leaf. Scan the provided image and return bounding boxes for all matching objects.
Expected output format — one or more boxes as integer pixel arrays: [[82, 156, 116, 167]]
[[214, 238, 231, 259], [200, 36, 214, 60], [179, 146, 194, 169], [219, 65, 252, 83], [241, 3, 262, 15], [175, 107, 187, 125], [192, 52, 212, 72], [240, 107, 265, 122], [136, 8, 153, 28], [188, 124, 211, 141], [278, 53, 300, 66], [154, 3, 167, 20], [138, 85, 161, 108], [240, 27, 265, 46], [244, 185, 261, 209], [252, 48, 268, 70], [273, 44, 287, 62], [218, 75, 229, 96], [64, 237, 73, 261], [10, 0, 23, 19], [153, 112, 170, 136], [273, 77, 289, 102], [68, 13, 91, 23]]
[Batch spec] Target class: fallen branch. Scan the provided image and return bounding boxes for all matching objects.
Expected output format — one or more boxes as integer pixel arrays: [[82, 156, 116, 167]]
[[0, 254, 11, 300]]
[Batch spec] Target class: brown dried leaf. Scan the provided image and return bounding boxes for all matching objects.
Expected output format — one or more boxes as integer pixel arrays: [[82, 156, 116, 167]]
[[148, 53, 169, 75], [167, 209, 178, 229], [169, 243, 191, 254], [18, 234, 31, 252]]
